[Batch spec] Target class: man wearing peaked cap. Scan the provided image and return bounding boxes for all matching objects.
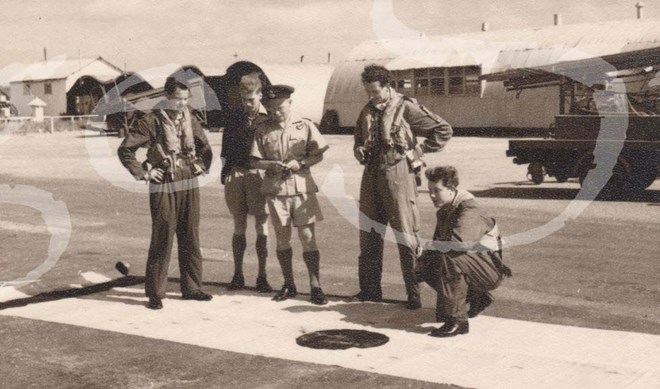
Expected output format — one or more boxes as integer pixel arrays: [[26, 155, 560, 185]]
[[250, 84, 330, 305], [262, 84, 295, 100]]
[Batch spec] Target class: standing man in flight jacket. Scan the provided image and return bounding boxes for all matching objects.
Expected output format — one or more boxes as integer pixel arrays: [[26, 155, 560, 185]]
[[353, 64, 452, 309], [118, 77, 213, 310]]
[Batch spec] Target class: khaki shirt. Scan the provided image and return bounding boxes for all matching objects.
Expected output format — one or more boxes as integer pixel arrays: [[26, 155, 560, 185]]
[[251, 115, 329, 196]]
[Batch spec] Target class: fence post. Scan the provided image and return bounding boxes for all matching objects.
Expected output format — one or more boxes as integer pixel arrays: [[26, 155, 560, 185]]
[[50, 117, 54, 133]]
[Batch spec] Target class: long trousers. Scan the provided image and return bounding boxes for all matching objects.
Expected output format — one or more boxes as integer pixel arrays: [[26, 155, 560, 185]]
[[424, 253, 503, 321], [145, 167, 204, 298], [358, 158, 420, 297]]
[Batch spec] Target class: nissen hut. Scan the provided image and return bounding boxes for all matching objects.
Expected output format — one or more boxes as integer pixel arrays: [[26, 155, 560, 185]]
[[323, 18, 660, 133]]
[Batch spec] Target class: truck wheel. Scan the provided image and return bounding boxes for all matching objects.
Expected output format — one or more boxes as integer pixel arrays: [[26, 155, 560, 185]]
[[579, 152, 657, 198], [527, 162, 545, 185], [555, 173, 569, 183], [576, 152, 595, 188]]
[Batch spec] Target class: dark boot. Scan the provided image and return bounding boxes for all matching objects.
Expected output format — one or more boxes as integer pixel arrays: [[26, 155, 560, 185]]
[[227, 273, 245, 290], [273, 248, 295, 301], [302, 250, 321, 288], [352, 290, 382, 302], [256, 275, 273, 293], [147, 296, 163, 310], [429, 319, 469, 338], [406, 293, 422, 310], [310, 287, 328, 305], [468, 293, 493, 318], [276, 248, 294, 286], [229, 234, 247, 290], [272, 284, 297, 301]]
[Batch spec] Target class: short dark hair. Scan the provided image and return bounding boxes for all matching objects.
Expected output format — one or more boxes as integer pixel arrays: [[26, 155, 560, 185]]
[[238, 73, 263, 95], [425, 166, 459, 190], [226, 61, 271, 89], [361, 64, 390, 87], [164, 77, 189, 95]]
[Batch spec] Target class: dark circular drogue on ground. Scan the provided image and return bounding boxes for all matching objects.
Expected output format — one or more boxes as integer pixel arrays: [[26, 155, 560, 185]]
[[296, 329, 389, 350]]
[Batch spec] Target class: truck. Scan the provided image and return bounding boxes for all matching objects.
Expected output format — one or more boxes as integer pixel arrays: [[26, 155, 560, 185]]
[[485, 49, 660, 198]]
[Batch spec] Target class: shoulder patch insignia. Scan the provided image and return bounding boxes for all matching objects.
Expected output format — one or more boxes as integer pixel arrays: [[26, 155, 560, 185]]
[[419, 104, 443, 123]]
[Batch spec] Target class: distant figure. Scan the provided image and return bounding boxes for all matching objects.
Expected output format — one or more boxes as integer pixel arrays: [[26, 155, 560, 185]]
[[418, 166, 512, 337], [250, 85, 330, 305], [118, 77, 213, 310], [353, 64, 452, 309], [220, 71, 273, 293]]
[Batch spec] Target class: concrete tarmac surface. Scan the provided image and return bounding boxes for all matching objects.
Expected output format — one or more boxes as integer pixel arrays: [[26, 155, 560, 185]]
[[1, 129, 659, 388]]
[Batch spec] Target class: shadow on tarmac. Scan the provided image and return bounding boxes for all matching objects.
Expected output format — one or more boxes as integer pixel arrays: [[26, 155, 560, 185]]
[[284, 299, 437, 334], [2, 277, 441, 334], [0, 276, 145, 311], [471, 186, 660, 203]]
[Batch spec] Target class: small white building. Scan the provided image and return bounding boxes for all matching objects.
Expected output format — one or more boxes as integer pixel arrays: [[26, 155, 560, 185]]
[[9, 56, 123, 116], [0, 87, 9, 102], [28, 97, 47, 122], [324, 18, 660, 132], [0, 86, 12, 118]]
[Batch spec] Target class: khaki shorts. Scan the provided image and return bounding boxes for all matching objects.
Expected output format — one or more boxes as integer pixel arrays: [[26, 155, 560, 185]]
[[224, 167, 268, 216], [267, 193, 324, 227]]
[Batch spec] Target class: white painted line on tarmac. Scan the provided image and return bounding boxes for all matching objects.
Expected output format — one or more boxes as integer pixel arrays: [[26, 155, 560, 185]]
[[0, 286, 30, 301], [1, 288, 659, 389], [77, 271, 113, 285]]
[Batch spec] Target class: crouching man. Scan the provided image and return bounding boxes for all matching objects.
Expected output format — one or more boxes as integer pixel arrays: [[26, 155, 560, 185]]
[[418, 166, 512, 337]]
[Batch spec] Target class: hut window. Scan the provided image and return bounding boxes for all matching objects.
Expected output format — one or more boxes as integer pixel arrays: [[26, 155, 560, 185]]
[[414, 69, 429, 95], [393, 66, 481, 96], [397, 79, 412, 90], [416, 78, 429, 95], [465, 66, 481, 95], [23, 84, 31, 96], [448, 67, 464, 95], [430, 68, 446, 95], [431, 78, 445, 95], [44, 83, 52, 95], [391, 70, 413, 94], [448, 66, 482, 95]]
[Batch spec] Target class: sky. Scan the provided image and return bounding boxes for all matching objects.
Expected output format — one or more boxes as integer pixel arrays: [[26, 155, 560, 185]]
[[0, 0, 658, 84]]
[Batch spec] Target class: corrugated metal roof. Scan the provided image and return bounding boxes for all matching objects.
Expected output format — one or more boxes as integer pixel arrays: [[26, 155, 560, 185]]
[[344, 18, 660, 74], [9, 57, 123, 83], [325, 18, 660, 127], [484, 46, 660, 86]]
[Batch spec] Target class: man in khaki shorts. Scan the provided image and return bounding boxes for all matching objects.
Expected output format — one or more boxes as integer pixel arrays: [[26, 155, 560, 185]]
[[250, 84, 329, 305], [221, 72, 272, 292]]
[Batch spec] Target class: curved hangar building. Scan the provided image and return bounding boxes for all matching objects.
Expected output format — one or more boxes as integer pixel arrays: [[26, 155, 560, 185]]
[[322, 18, 660, 133]]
